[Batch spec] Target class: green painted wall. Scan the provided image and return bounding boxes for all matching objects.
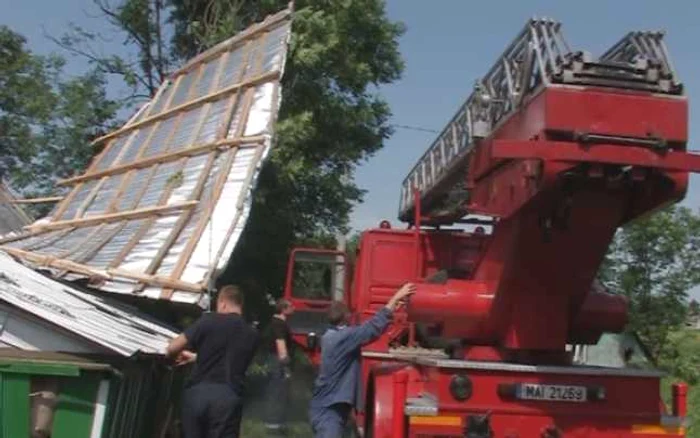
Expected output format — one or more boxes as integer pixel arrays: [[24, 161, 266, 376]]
[[52, 375, 101, 437], [0, 373, 30, 438], [0, 358, 184, 438]]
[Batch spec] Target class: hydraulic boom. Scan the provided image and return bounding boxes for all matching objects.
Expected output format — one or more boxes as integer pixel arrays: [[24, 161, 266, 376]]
[[395, 18, 700, 358]]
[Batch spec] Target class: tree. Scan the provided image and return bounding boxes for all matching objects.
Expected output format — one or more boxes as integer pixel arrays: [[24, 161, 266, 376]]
[[599, 206, 700, 361], [0, 26, 120, 216], [0, 26, 57, 183], [50, 0, 171, 102], [690, 299, 700, 317], [170, 0, 405, 309]]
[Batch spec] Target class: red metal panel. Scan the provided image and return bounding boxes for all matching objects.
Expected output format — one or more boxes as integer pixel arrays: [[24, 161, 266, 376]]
[[491, 140, 700, 172], [544, 87, 688, 144], [367, 364, 671, 438], [429, 365, 662, 436]]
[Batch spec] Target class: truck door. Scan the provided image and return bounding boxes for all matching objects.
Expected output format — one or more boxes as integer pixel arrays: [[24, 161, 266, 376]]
[[283, 248, 348, 365]]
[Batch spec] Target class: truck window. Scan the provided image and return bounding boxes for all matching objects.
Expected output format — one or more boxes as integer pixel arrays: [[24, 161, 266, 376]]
[[290, 251, 344, 301]]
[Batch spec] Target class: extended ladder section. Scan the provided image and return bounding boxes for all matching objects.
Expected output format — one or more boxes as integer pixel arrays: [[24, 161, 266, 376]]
[[398, 19, 682, 223]]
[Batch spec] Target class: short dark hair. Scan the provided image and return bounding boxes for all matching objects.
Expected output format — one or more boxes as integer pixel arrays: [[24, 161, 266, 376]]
[[275, 298, 292, 314], [328, 301, 349, 326], [218, 285, 244, 307]]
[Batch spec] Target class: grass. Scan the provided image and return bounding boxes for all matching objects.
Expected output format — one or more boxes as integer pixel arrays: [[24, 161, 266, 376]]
[[239, 354, 315, 438]]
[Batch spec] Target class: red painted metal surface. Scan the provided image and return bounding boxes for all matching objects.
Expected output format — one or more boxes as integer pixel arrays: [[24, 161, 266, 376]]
[[392, 370, 409, 438], [369, 361, 675, 438], [491, 140, 700, 172], [672, 383, 688, 418]]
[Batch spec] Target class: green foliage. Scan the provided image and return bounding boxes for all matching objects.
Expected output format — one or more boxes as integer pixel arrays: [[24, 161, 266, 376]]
[[660, 330, 700, 385], [599, 206, 700, 361], [661, 331, 700, 438], [171, 0, 256, 56], [0, 26, 119, 216]]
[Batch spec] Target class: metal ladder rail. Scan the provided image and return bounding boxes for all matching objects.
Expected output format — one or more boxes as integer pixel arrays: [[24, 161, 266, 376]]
[[398, 21, 683, 222], [399, 19, 568, 220]]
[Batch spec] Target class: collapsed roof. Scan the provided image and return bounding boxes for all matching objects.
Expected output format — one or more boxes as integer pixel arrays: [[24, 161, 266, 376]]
[[0, 251, 177, 356], [0, 7, 292, 307]]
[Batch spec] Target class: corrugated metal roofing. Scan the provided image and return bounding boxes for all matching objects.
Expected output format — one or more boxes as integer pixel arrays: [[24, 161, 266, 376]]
[[0, 251, 177, 356], [0, 7, 293, 307], [0, 182, 32, 236]]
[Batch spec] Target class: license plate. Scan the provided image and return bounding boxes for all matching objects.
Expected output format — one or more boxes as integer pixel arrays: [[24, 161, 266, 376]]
[[518, 384, 587, 402]]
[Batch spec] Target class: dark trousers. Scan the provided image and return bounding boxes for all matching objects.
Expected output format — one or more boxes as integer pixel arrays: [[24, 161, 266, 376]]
[[309, 403, 352, 438], [264, 358, 291, 436], [182, 382, 242, 438]]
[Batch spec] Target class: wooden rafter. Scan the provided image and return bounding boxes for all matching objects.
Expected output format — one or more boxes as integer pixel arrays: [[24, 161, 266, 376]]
[[172, 6, 291, 77], [106, 69, 202, 271], [25, 201, 198, 232], [138, 53, 232, 286], [91, 70, 280, 146], [6, 197, 63, 204], [57, 136, 265, 186], [162, 32, 270, 297], [201, 75, 283, 283], [2, 247, 204, 293]]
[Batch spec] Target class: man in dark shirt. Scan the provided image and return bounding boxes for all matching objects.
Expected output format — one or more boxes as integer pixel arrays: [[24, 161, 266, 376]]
[[166, 285, 258, 438], [264, 298, 295, 435], [309, 283, 416, 438]]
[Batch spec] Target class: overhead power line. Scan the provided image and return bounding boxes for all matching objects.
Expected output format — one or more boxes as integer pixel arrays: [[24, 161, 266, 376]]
[[391, 124, 439, 134]]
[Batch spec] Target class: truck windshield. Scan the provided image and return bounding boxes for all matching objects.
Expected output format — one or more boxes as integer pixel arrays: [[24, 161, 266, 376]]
[[291, 252, 342, 301]]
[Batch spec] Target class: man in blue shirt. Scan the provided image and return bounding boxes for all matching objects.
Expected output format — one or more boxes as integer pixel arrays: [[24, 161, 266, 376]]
[[309, 283, 416, 438]]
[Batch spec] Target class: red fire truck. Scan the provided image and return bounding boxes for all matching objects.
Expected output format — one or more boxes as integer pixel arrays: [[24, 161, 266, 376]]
[[284, 19, 700, 437]]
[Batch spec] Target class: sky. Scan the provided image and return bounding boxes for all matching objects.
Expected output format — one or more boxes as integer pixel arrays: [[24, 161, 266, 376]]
[[2, 0, 699, 300]]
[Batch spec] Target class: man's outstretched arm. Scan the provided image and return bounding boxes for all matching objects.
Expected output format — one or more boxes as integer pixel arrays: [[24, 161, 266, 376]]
[[165, 316, 205, 365], [345, 283, 416, 348]]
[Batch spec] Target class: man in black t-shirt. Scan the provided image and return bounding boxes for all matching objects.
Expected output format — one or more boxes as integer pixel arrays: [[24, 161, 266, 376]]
[[264, 298, 295, 436], [166, 285, 258, 438]]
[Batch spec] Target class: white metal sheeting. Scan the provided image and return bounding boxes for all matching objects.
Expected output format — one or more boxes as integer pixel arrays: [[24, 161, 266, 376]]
[[0, 251, 177, 356], [0, 7, 293, 307]]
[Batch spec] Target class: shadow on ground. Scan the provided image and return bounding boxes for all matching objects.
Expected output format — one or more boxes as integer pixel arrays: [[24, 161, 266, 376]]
[[240, 354, 357, 437], [241, 359, 315, 437]]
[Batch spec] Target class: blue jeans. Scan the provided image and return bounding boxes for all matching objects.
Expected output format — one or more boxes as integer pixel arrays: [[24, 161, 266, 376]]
[[181, 382, 242, 438], [309, 403, 352, 438]]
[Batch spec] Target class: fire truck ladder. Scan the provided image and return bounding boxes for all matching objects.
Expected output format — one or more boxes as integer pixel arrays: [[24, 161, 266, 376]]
[[398, 19, 682, 223]]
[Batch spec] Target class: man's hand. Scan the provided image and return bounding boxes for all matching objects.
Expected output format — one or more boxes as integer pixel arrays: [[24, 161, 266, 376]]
[[174, 350, 197, 366], [386, 283, 417, 311], [165, 333, 188, 359]]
